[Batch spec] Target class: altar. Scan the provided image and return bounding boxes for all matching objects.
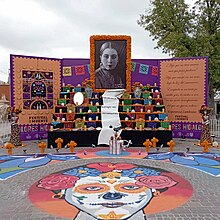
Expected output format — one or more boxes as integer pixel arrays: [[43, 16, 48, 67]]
[[47, 130, 172, 148]]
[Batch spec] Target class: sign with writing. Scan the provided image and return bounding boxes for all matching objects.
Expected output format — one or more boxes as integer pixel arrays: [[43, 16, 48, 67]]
[[160, 58, 207, 138], [160, 58, 207, 122]]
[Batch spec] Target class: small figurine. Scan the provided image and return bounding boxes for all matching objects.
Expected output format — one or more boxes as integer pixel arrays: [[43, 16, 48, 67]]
[[143, 139, 152, 152], [199, 105, 212, 144], [151, 137, 159, 148], [1, 142, 15, 155], [167, 140, 176, 152], [38, 142, 47, 154], [55, 138, 64, 149], [200, 140, 211, 153], [67, 141, 77, 153], [9, 106, 23, 147]]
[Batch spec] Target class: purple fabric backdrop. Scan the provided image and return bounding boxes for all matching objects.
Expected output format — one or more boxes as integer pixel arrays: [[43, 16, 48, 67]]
[[10, 55, 208, 140]]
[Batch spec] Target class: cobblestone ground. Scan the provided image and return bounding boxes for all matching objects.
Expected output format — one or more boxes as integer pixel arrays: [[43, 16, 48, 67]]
[[0, 138, 219, 220]]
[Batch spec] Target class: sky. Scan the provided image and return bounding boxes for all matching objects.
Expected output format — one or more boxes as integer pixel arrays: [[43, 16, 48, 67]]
[[0, 0, 194, 82]]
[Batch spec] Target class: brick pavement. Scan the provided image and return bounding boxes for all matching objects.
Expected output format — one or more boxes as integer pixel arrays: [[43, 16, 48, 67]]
[[0, 138, 219, 220]]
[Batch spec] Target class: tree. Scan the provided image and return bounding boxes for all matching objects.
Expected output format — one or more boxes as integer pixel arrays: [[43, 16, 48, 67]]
[[137, 0, 220, 108]]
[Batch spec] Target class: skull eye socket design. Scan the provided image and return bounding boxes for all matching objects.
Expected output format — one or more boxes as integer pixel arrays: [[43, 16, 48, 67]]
[[114, 183, 147, 193], [74, 183, 110, 194]]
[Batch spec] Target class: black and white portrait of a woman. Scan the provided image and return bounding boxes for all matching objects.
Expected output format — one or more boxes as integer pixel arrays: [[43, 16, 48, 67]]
[[90, 36, 131, 91]]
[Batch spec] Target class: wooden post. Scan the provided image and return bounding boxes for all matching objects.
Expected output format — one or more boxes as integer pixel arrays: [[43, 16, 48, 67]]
[[38, 142, 47, 154], [151, 137, 159, 148], [55, 138, 64, 149], [67, 141, 77, 153], [167, 140, 176, 152], [143, 139, 152, 152]]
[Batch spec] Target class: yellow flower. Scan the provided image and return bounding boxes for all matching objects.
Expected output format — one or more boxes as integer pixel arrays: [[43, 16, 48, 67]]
[[98, 211, 126, 219], [100, 172, 121, 179]]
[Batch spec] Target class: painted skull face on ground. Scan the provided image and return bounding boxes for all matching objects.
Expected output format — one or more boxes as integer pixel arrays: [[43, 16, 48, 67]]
[[36, 163, 178, 220], [65, 175, 153, 219]]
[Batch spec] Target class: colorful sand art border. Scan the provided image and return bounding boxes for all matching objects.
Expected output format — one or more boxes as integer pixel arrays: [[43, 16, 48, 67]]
[[0, 149, 219, 180]]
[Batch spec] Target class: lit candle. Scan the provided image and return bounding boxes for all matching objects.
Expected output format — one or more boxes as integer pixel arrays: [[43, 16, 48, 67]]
[[126, 108, 129, 113], [67, 89, 70, 93], [149, 116, 151, 121], [140, 108, 143, 112], [122, 101, 124, 105], [169, 125, 172, 130], [154, 82, 157, 87], [50, 126, 53, 131], [140, 125, 142, 130], [79, 108, 82, 113], [96, 116, 99, 120], [157, 94, 160, 98], [59, 109, 62, 113], [64, 95, 67, 99], [162, 108, 165, 113], [90, 101, 93, 105], [151, 89, 154, 92], [129, 95, 132, 98], [97, 108, 100, 113], [83, 116, 86, 121]]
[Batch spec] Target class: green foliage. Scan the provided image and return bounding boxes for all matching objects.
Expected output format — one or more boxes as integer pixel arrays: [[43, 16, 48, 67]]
[[137, 0, 220, 104]]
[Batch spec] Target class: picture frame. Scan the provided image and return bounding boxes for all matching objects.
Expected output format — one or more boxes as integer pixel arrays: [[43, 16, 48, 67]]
[[90, 35, 131, 92]]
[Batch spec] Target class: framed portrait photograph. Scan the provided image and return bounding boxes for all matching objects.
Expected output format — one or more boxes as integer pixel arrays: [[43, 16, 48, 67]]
[[90, 35, 131, 92]]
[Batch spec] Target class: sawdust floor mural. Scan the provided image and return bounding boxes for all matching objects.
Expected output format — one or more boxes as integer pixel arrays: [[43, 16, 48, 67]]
[[0, 149, 220, 180], [28, 162, 193, 220]]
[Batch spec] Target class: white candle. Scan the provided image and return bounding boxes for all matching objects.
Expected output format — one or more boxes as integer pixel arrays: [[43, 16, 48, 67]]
[[154, 82, 157, 87], [149, 116, 151, 121], [59, 109, 62, 113], [162, 108, 165, 113], [96, 116, 99, 120]]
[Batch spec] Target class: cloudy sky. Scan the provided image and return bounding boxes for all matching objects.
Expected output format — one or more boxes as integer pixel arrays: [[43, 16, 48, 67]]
[[0, 0, 193, 82]]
